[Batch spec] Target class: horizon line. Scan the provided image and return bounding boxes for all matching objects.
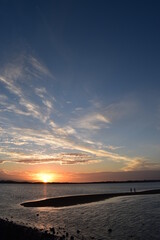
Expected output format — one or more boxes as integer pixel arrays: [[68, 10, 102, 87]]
[[0, 179, 160, 184]]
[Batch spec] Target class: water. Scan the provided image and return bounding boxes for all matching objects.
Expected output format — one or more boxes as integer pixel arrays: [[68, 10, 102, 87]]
[[0, 182, 160, 239]]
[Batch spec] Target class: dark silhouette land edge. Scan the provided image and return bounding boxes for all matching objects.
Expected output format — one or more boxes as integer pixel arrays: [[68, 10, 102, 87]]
[[21, 189, 160, 208], [0, 179, 160, 184]]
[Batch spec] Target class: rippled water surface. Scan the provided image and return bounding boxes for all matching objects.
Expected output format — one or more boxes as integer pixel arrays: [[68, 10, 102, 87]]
[[0, 182, 160, 239]]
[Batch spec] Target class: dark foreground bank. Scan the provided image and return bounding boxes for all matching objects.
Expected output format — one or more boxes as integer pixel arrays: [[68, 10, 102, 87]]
[[0, 218, 62, 240], [21, 189, 160, 208]]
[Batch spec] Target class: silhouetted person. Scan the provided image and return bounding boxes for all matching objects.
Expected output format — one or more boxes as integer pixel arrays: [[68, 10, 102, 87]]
[[134, 188, 136, 193], [130, 188, 132, 193]]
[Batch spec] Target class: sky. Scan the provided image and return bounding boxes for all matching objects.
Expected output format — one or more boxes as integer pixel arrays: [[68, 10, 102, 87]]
[[0, 0, 160, 182]]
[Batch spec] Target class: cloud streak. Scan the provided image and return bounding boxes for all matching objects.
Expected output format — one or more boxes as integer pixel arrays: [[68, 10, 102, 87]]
[[71, 112, 110, 130], [0, 54, 157, 172], [0, 126, 145, 169], [29, 56, 53, 79], [0, 55, 55, 123], [123, 158, 160, 171], [16, 153, 99, 165]]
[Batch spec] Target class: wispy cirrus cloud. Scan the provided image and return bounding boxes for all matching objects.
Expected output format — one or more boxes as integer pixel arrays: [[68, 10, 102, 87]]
[[72, 112, 110, 130], [123, 158, 160, 171], [0, 75, 23, 99], [104, 99, 137, 122], [0, 55, 55, 123], [0, 94, 8, 101], [35, 87, 47, 97], [70, 98, 137, 133], [16, 153, 99, 165], [35, 87, 55, 108], [29, 56, 53, 79], [0, 54, 151, 170], [50, 124, 77, 136], [0, 76, 47, 121], [0, 126, 143, 167]]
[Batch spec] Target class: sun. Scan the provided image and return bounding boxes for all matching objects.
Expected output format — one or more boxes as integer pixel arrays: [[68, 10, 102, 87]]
[[37, 173, 54, 183]]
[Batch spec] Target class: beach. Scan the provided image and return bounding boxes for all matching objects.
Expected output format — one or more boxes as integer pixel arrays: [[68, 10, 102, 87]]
[[1, 183, 160, 240], [21, 189, 160, 208], [1, 189, 160, 240]]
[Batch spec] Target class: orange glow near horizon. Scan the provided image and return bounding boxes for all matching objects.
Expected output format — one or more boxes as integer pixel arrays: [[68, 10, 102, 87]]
[[36, 173, 55, 183]]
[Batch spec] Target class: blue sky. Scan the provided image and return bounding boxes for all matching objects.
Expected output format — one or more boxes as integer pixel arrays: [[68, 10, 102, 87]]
[[0, 0, 160, 181]]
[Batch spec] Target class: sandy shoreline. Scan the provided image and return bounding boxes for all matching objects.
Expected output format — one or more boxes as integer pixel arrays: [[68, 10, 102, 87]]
[[1, 189, 160, 239], [21, 189, 160, 208]]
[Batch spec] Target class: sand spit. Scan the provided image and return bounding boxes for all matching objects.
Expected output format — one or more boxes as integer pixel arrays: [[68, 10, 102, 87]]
[[21, 189, 160, 208]]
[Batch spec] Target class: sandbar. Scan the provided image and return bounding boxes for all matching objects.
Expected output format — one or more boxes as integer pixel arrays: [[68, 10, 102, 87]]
[[21, 189, 160, 208]]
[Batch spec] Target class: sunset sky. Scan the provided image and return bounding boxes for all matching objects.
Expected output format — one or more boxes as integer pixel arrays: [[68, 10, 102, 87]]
[[0, 0, 160, 182]]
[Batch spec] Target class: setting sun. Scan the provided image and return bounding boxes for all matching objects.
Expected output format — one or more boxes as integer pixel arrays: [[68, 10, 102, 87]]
[[37, 173, 54, 183]]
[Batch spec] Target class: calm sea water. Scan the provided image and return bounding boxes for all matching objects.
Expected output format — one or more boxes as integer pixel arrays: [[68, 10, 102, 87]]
[[0, 182, 160, 239]]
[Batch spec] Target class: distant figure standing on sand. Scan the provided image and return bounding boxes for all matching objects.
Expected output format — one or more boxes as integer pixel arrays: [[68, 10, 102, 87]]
[[130, 188, 132, 193]]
